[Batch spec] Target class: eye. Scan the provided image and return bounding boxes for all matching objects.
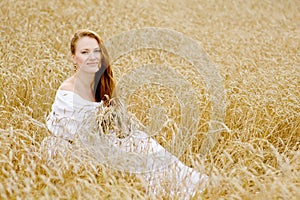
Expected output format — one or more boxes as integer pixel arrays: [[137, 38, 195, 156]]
[[94, 49, 101, 53], [81, 51, 89, 54]]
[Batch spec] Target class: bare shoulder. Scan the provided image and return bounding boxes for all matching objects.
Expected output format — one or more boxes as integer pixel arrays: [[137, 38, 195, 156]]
[[60, 77, 75, 92]]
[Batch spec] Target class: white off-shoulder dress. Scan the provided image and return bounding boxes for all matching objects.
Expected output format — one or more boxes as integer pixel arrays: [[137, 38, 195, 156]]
[[41, 89, 208, 199]]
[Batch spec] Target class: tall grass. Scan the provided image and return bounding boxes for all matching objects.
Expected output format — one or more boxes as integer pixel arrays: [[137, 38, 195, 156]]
[[0, 0, 299, 199]]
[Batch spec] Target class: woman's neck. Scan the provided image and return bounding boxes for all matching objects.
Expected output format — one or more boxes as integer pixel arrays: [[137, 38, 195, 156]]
[[73, 71, 95, 100]]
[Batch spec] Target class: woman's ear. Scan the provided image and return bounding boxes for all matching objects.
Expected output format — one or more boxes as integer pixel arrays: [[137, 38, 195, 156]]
[[71, 54, 76, 65]]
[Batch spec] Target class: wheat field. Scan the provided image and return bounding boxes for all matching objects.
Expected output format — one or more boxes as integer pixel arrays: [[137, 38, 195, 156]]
[[1, 0, 299, 199]]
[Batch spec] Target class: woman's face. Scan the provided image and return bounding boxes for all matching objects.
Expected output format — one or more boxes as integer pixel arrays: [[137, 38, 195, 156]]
[[72, 36, 101, 74]]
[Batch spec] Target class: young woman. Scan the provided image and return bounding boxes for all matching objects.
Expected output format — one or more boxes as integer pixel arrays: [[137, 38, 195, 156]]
[[42, 29, 208, 198]]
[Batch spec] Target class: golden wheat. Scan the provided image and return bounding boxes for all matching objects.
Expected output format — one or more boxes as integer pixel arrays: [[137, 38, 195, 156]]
[[0, 0, 299, 199]]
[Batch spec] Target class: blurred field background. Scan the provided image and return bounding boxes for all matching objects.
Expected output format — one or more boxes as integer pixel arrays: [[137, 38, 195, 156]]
[[0, 0, 299, 199]]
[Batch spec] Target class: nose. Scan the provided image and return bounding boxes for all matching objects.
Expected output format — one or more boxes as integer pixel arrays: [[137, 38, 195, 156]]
[[88, 52, 99, 61], [90, 52, 96, 59]]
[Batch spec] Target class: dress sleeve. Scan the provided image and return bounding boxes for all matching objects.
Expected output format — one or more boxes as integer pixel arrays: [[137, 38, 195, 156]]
[[45, 90, 96, 141]]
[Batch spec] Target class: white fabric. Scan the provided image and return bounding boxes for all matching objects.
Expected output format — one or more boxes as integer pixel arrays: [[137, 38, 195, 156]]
[[42, 89, 208, 198]]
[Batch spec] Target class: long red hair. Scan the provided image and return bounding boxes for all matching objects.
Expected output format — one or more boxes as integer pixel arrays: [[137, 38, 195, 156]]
[[70, 29, 115, 103]]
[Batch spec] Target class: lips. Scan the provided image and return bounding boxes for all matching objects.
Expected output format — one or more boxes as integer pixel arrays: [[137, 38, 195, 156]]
[[87, 62, 98, 65]]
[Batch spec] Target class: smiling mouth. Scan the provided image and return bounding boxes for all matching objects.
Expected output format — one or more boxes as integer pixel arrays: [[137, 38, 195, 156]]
[[87, 62, 98, 65]]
